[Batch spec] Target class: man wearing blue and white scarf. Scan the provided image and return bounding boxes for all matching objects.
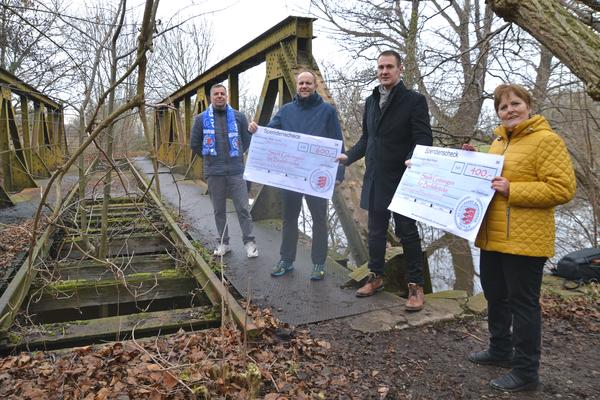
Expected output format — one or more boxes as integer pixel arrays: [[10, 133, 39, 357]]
[[190, 84, 258, 258]]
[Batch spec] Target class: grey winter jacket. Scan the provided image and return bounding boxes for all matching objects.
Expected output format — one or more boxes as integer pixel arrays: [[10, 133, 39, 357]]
[[190, 108, 250, 177]]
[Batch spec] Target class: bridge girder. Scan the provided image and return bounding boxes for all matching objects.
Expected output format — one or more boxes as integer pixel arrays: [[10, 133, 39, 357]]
[[0, 69, 66, 206]]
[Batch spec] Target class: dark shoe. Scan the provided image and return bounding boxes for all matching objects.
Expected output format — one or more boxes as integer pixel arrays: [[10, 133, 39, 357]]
[[271, 260, 294, 277], [356, 273, 384, 297], [405, 283, 424, 311], [310, 264, 325, 280], [490, 372, 539, 392], [468, 350, 512, 368]]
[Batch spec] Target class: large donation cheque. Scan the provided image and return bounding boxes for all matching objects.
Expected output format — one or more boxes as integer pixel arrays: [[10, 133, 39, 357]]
[[388, 145, 504, 241], [243, 126, 342, 200]]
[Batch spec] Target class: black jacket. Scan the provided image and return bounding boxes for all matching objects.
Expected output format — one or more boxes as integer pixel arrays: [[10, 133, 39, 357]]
[[345, 81, 432, 210]]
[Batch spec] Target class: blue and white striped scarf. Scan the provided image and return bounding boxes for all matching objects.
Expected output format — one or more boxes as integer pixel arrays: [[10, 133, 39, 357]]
[[201, 104, 240, 157]]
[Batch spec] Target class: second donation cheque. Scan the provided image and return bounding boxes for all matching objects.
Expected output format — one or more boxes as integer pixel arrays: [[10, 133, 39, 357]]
[[243, 126, 342, 200], [388, 145, 504, 241]]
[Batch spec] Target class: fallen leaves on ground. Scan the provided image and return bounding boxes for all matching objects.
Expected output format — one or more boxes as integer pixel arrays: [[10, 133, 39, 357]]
[[1, 286, 598, 399], [0, 219, 45, 269], [541, 283, 600, 332], [0, 306, 347, 399]]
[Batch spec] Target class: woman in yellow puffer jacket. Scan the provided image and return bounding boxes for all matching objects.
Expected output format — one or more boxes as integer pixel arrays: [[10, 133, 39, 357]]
[[465, 84, 576, 392]]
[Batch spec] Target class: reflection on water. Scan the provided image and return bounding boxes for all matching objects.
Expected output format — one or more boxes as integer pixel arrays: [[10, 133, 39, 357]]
[[428, 245, 481, 294], [422, 231, 480, 295]]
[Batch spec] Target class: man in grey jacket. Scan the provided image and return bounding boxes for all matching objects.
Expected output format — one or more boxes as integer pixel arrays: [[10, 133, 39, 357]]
[[190, 83, 258, 258]]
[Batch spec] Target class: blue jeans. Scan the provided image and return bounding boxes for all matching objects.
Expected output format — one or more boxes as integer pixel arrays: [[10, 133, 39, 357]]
[[280, 190, 328, 265], [480, 250, 546, 380]]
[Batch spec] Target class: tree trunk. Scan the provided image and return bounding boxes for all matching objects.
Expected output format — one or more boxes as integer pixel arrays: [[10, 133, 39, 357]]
[[99, 0, 126, 259], [426, 232, 475, 294], [77, 112, 91, 253], [311, 72, 369, 265], [488, 0, 600, 100]]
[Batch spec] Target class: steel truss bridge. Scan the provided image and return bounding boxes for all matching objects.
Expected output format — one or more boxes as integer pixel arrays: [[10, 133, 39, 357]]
[[0, 69, 66, 206]]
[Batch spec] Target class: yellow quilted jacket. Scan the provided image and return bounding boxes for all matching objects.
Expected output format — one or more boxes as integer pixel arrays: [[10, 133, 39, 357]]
[[475, 115, 576, 257]]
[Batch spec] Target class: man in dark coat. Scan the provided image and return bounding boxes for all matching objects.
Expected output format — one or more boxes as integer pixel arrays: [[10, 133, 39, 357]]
[[337, 50, 432, 310]]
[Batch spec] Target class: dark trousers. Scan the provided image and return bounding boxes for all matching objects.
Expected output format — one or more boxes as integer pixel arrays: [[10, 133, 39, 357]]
[[280, 189, 328, 265], [207, 174, 254, 245], [367, 201, 424, 285], [480, 250, 546, 380]]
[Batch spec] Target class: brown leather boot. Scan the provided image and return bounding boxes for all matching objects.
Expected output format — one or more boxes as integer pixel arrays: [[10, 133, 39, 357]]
[[356, 273, 384, 297], [405, 283, 424, 311]]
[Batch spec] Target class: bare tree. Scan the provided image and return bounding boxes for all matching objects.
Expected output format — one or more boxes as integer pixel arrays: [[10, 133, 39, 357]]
[[30, 0, 159, 265], [311, 0, 496, 144], [487, 0, 600, 100], [147, 17, 214, 101], [311, 0, 500, 287], [0, 0, 70, 92], [540, 72, 600, 251], [488, 31, 600, 253], [99, 0, 127, 259]]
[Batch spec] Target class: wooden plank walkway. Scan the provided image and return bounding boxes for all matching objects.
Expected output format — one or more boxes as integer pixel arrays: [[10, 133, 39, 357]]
[[0, 163, 256, 352]]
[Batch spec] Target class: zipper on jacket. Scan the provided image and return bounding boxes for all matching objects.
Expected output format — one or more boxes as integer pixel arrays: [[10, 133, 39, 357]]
[[501, 137, 510, 155], [501, 136, 510, 240], [506, 207, 510, 240]]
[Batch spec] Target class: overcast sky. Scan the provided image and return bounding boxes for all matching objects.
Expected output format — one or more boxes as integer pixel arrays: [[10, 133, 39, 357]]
[[157, 0, 344, 67], [150, 0, 349, 98], [64, 0, 354, 109]]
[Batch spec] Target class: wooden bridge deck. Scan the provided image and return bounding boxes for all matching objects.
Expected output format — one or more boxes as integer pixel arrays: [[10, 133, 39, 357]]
[[0, 163, 254, 352]]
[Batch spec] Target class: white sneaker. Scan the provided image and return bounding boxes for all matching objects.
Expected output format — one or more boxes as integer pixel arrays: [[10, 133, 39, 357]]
[[245, 241, 258, 258], [213, 244, 231, 256]]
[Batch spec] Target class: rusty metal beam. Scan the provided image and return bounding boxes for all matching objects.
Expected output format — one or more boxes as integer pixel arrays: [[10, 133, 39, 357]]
[[0, 69, 66, 196], [2, 94, 37, 191], [228, 73, 239, 109], [161, 16, 316, 104], [0, 98, 9, 190], [0, 68, 61, 110], [20, 96, 32, 171], [0, 184, 12, 206]]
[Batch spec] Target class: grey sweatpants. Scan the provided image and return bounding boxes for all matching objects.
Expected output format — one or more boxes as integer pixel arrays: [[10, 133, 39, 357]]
[[207, 174, 254, 245]]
